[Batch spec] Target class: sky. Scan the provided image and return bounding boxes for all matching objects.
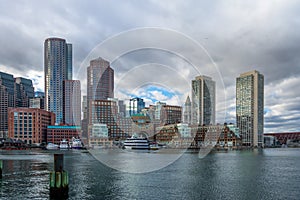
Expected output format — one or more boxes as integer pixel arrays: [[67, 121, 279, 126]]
[[0, 0, 300, 133]]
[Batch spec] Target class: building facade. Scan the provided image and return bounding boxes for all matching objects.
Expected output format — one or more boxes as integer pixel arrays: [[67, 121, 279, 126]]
[[129, 97, 145, 116], [63, 80, 81, 126], [192, 75, 216, 125], [236, 70, 264, 147], [8, 108, 55, 145], [14, 77, 34, 107], [183, 96, 192, 124], [89, 100, 129, 140], [87, 57, 114, 102], [44, 37, 72, 124], [47, 125, 81, 145]]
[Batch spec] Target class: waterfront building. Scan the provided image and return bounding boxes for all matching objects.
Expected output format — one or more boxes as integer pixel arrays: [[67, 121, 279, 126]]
[[44, 37, 72, 124], [47, 125, 81, 145], [236, 70, 264, 147], [8, 108, 55, 145], [0, 72, 15, 137], [88, 123, 112, 147], [264, 132, 300, 145], [89, 99, 128, 140], [191, 124, 241, 149], [14, 77, 34, 107], [191, 75, 216, 125], [129, 97, 145, 116], [183, 96, 192, 124], [63, 80, 81, 126], [1, 72, 35, 137]]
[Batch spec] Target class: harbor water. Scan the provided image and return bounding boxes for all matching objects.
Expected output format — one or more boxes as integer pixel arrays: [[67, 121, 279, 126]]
[[0, 148, 300, 199]]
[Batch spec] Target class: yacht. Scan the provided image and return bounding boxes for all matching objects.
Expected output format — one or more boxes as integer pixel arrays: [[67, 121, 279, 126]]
[[59, 139, 69, 149], [123, 136, 150, 150], [71, 137, 83, 149], [46, 143, 59, 150]]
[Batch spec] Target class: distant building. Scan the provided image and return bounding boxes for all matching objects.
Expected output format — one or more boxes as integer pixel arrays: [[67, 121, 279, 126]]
[[47, 125, 81, 145], [88, 123, 112, 147], [129, 97, 145, 116], [30, 97, 45, 109], [89, 99, 128, 140], [63, 80, 81, 126], [44, 37, 72, 124], [236, 70, 264, 147], [8, 108, 55, 145], [14, 77, 34, 107], [149, 101, 182, 126], [192, 75, 216, 125], [191, 124, 241, 149], [183, 96, 192, 124], [0, 72, 35, 137]]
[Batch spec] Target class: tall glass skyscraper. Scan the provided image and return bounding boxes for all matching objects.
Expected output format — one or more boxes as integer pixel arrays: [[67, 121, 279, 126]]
[[236, 70, 264, 147], [44, 38, 72, 124], [192, 75, 216, 125]]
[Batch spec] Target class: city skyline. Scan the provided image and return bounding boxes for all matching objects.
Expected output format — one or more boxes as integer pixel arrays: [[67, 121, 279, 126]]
[[0, 1, 299, 133]]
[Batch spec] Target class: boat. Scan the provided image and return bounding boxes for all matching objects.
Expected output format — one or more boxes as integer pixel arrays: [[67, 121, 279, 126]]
[[46, 143, 59, 150], [59, 139, 69, 149], [71, 137, 83, 149], [123, 136, 150, 150]]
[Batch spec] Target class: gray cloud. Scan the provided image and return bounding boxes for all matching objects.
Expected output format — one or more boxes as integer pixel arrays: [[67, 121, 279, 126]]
[[0, 0, 299, 132]]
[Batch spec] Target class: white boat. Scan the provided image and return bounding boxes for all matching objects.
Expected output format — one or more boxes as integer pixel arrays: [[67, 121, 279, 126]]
[[46, 143, 59, 150], [123, 136, 150, 150], [59, 139, 69, 149], [71, 137, 83, 149]]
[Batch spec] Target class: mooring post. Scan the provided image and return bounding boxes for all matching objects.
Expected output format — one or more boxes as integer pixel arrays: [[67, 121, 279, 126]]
[[50, 154, 69, 199], [0, 160, 2, 179]]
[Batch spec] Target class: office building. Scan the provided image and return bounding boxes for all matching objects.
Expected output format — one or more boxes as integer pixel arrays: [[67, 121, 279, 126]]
[[15, 77, 34, 107], [191, 75, 216, 125], [8, 108, 55, 145], [89, 100, 128, 140], [87, 57, 114, 102], [44, 37, 72, 124], [47, 125, 81, 145], [236, 70, 264, 147], [63, 80, 81, 126], [129, 97, 145, 116]]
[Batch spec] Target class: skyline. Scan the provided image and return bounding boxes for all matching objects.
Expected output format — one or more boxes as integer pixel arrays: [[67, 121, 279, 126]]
[[0, 1, 299, 133]]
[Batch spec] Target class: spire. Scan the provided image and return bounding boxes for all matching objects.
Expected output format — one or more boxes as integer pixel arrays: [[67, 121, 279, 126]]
[[185, 95, 191, 105]]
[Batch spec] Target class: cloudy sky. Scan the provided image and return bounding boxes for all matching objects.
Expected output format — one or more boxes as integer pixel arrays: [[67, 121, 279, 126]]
[[1, 0, 300, 133]]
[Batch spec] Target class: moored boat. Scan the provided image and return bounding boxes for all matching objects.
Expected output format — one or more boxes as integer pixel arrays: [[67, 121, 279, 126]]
[[46, 143, 59, 150], [123, 136, 150, 150], [59, 139, 69, 149], [71, 137, 83, 149]]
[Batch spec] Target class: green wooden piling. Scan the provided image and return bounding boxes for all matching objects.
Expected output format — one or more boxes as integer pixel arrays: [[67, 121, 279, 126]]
[[49, 154, 68, 198], [0, 160, 2, 179]]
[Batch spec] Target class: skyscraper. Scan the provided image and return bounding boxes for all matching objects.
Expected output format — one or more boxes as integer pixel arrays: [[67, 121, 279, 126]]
[[192, 75, 216, 125], [87, 57, 114, 102], [44, 37, 72, 124], [129, 97, 145, 116], [86, 57, 114, 140], [15, 77, 34, 107], [63, 80, 81, 126], [236, 70, 264, 147]]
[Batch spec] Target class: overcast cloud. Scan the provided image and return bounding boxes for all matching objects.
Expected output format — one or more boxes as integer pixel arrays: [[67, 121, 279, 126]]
[[0, 0, 299, 133]]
